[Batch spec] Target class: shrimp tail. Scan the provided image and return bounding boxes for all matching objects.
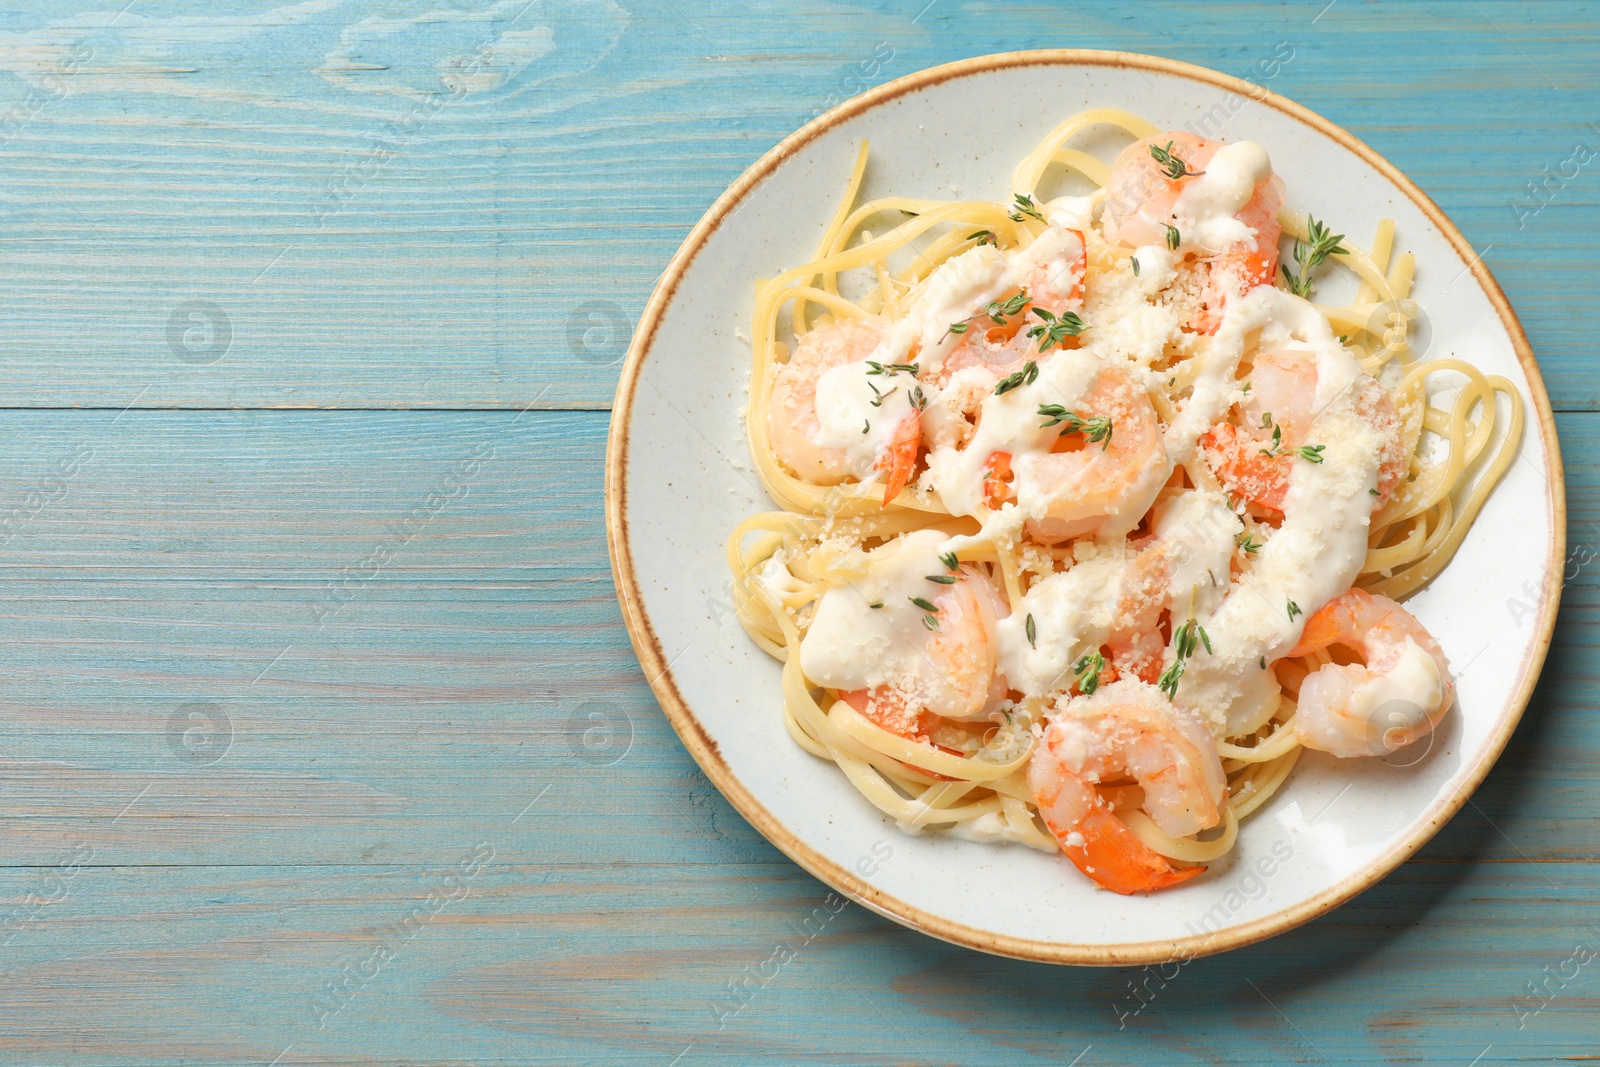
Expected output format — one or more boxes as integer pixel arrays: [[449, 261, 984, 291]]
[[1055, 806, 1206, 895], [983, 450, 1014, 508], [878, 411, 921, 506]]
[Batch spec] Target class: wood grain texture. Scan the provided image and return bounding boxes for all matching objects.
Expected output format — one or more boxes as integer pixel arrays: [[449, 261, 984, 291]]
[[0, 0, 1593, 409], [0, 1, 1593, 1064]]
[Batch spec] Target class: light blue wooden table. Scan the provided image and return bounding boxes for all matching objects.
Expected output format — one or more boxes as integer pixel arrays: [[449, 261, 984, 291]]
[[0, 2, 1594, 1063]]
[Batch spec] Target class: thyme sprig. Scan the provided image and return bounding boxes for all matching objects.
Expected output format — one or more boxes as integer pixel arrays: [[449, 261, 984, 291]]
[[1256, 413, 1325, 462], [1037, 404, 1113, 449], [910, 595, 941, 631], [994, 360, 1040, 395], [986, 290, 1031, 324], [1075, 651, 1106, 696], [1009, 193, 1046, 223], [1157, 608, 1211, 701], [1027, 307, 1087, 352], [1149, 139, 1205, 180], [1281, 215, 1348, 298]]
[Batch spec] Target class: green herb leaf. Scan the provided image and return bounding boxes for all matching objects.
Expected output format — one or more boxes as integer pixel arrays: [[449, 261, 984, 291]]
[[993, 360, 1040, 396], [986, 290, 1031, 324], [967, 229, 996, 246], [1280, 215, 1348, 299], [925, 574, 959, 585], [909, 596, 938, 612], [1287, 599, 1302, 621], [938, 551, 960, 572], [1025, 613, 1037, 648], [1037, 404, 1114, 449], [1026, 307, 1088, 353], [922, 613, 940, 631], [1130, 256, 1141, 277], [1165, 224, 1181, 251], [1295, 444, 1326, 463], [1237, 532, 1262, 554], [1149, 139, 1205, 180], [1160, 614, 1211, 700], [1074, 651, 1106, 696], [1009, 193, 1046, 223], [870, 602, 883, 609]]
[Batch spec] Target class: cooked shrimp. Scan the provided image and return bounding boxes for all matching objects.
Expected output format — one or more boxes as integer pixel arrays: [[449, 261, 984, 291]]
[[1018, 227, 1087, 317], [768, 318, 884, 484], [936, 228, 1086, 382], [1029, 679, 1226, 894], [1027, 365, 1170, 543], [841, 564, 1008, 741], [877, 409, 921, 506], [1201, 350, 1406, 513], [1104, 133, 1284, 335], [1287, 588, 1453, 758], [1103, 132, 1285, 261], [1102, 542, 1173, 685]]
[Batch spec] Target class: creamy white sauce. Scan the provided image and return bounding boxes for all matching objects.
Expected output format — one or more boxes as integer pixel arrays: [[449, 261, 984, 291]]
[[950, 811, 1042, 847], [798, 529, 1003, 720], [1333, 637, 1443, 753], [755, 549, 806, 605], [1152, 489, 1241, 619], [1170, 140, 1272, 254], [791, 154, 1407, 741], [924, 348, 1101, 520], [812, 228, 1087, 481], [812, 357, 917, 474], [1044, 193, 1099, 231], [996, 553, 1127, 697], [1170, 289, 1384, 735]]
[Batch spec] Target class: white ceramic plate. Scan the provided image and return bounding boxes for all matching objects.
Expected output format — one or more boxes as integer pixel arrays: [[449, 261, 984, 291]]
[[606, 51, 1563, 965]]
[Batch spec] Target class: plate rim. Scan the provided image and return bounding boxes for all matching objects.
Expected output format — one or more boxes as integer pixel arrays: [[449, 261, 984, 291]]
[[604, 48, 1566, 966]]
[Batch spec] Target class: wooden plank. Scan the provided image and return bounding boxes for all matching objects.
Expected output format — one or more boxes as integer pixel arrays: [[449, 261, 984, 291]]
[[0, 856, 1593, 1064], [0, 2, 1593, 1063], [0, 407, 1584, 871], [0, 1, 1592, 409]]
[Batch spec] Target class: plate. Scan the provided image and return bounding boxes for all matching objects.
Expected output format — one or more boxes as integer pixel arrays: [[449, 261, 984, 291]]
[[605, 50, 1563, 964]]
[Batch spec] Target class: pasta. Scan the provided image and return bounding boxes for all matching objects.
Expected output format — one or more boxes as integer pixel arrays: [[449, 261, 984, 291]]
[[726, 109, 1520, 893]]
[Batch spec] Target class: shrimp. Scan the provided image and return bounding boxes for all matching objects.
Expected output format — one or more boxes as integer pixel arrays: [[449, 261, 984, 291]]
[[1026, 365, 1170, 544], [1028, 679, 1226, 894], [1018, 227, 1087, 317], [1201, 350, 1407, 514], [840, 564, 1008, 742], [1102, 542, 1173, 685], [1103, 132, 1285, 335], [1286, 588, 1453, 758], [1103, 132, 1285, 262], [768, 317, 885, 484], [877, 409, 921, 506], [937, 227, 1087, 383]]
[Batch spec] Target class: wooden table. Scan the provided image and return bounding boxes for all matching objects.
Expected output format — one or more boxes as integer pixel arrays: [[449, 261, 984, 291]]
[[0, 2, 1593, 1063]]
